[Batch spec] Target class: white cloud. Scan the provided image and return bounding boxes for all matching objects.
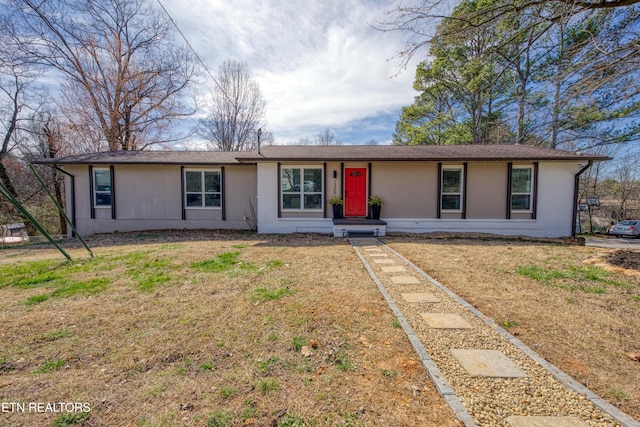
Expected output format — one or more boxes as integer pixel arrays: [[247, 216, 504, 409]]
[[162, 0, 421, 143]]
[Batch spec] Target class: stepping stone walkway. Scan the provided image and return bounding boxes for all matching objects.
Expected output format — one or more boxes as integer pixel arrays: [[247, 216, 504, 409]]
[[350, 238, 639, 427]]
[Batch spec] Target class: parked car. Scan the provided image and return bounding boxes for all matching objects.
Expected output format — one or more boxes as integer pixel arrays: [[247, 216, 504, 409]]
[[608, 220, 640, 238]]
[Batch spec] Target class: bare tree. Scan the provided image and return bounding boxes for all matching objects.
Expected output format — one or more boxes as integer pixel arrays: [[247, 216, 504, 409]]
[[0, 62, 26, 199], [292, 129, 339, 145], [20, 110, 70, 234], [199, 60, 268, 151], [295, 136, 313, 145], [316, 128, 339, 145], [0, 40, 46, 233], [7, 0, 198, 151], [610, 153, 640, 221]]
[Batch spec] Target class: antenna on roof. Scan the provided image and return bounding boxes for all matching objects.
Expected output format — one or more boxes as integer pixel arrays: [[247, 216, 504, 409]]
[[257, 128, 262, 155]]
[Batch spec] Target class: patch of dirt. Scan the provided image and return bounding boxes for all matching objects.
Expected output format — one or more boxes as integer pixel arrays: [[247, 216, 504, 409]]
[[608, 250, 640, 271]]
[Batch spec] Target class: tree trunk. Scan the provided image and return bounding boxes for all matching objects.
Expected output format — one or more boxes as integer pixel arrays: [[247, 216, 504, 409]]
[[0, 157, 37, 235], [52, 168, 68, 235], [516, 72, 527, 145], [550, 76, 561, 149]]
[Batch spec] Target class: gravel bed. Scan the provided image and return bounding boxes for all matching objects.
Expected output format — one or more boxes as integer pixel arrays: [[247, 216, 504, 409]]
[[352, 240, 619, 427]]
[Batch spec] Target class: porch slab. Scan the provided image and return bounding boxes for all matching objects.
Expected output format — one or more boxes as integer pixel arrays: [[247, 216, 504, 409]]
[[390, 276, 420, 285], [506, 416, 588, 427], [381, 266, 407, 273], [402, 293, 441, 303], [451, 349, 528, 378], [421, 313, 472, 329], [333, 218, 387, 238], [333, 218, 387, 226]]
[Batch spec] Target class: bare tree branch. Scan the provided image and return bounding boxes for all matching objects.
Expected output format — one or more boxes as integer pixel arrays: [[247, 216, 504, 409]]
[[198, 60, 268, 151], [8, 0, 198, 151]]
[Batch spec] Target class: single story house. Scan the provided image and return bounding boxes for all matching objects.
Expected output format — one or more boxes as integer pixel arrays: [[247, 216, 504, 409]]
[[36, 144, 607, 238]]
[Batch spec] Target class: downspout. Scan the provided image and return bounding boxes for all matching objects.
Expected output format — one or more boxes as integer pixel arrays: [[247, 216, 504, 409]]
[[55, 166, 76, 238], [572, 160, 593, 238]]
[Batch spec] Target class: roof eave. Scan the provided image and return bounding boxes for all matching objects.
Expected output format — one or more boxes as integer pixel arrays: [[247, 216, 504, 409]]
[[234, 155, 611, 162], [33, 159, 256, 166]]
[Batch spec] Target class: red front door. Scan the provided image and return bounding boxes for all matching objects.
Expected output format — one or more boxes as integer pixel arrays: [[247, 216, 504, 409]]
[[344, 168, 367, 217]]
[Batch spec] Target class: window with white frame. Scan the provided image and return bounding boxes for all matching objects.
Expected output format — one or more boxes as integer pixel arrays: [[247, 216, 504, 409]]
[[511, 166, 533, 211], [441, 166, 463, 211], [281, 167, 323, 210], [184, 170, 221, 208], [93, 168, 112, 207]]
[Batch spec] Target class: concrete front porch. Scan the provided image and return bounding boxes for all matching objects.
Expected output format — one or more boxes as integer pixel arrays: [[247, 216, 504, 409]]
[[332, 218, 387, 237]]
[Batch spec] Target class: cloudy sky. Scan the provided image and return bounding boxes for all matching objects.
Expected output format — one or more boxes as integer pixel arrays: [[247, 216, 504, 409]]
[[160, 0, 425, 145]]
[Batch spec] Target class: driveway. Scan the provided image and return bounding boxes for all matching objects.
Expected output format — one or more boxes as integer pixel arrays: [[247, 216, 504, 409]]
[[585, 236, 640, 249]]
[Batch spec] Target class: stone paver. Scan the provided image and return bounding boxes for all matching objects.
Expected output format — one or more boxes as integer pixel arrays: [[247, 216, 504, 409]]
[[450, 349, 528, 378], [402, 292, 441, 303], [373, 258, 395, 264], [381, 266, 407, 274], [421, 313, 472, 329], [368, 253, 388, 257], [506, 416, 588, 427], [390, 275, 420, 285]]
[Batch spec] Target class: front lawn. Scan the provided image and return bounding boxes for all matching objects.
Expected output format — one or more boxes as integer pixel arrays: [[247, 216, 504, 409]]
[[0, 231, 457, 427]]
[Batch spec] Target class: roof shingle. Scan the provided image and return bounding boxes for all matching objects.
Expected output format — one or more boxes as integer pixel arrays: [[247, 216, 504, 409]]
[[236, 144, 609, 162], [34, 144, 609, 165], [35, 150, 244, 165]]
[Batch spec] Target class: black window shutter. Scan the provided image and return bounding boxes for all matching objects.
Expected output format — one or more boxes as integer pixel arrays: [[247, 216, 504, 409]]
[[89, 165, 95, 219], [221, 166, 226, 221], [110, 165, 116, 219], [437, 162, 442, 219], [506, 162, 513, 219]]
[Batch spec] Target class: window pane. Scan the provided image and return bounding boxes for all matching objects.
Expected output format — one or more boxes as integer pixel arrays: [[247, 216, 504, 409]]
[[205, 194, 221, 207], [511, 194, 531, 210], [441, 194, 461, 210], [511, 168, 531, 193], [204, 172, 220, 192], [186, 171, 202, 192], [283, 194, 300, 209], [94, 170, 111, 192], [282, 169, 300, 192], [95, 193, 111, 206], [303, 169, 322, 192], [186, 194, 202, 207], [442, 169, 461, 193], [304, 194, 322, 209]]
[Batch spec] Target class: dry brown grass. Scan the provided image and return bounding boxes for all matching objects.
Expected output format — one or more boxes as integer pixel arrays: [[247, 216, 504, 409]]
[[383, 235, 640, 422], [0, 231, 458, 427]]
